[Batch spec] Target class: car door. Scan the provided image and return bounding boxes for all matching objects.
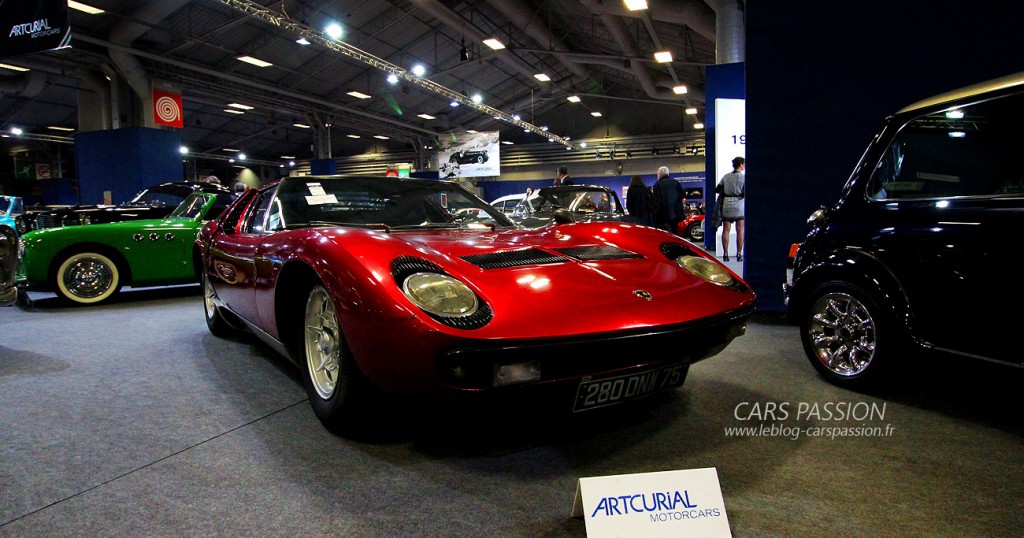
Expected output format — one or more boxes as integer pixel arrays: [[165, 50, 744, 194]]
[[866, 91, 1024, 364], [208, 187, 275, 324]]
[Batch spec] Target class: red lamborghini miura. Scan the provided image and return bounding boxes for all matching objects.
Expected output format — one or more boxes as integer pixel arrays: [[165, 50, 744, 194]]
[[197, 175, 755, 435]]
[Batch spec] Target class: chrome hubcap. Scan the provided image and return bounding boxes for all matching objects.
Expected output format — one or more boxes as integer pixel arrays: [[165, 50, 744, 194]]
[[807, 292, 877, 376], [64, 258, 113, 299], [304, 287, 341, 400]]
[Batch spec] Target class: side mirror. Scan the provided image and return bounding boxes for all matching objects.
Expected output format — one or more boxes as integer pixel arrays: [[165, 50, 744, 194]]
[[553, 208, 576, 224]]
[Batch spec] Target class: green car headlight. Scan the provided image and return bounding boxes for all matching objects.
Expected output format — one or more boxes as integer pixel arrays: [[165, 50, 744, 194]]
[[402, 272, 479, 317], [675, 255, 735, 286]]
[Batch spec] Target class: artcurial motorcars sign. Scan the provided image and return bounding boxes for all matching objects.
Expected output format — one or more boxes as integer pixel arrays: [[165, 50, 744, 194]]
[[0, 0, 71, 60]]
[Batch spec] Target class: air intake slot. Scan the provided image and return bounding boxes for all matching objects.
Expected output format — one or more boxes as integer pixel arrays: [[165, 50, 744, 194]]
[[460, 248, 567, 269], [552, 246, 644, 261]]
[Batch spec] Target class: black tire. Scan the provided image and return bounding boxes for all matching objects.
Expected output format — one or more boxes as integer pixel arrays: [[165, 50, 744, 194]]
[[203, 271, 240, 337], [54, 251, 122, 305], [684, 221, 704, 242], [476, 155, 484, 163], [799, 281, 904, 388], [301, 283, 378, 436]]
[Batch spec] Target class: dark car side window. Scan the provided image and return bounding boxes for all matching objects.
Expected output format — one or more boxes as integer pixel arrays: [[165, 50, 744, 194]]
[[868, 91, 1024, 200], [244, 189, 277, 234]]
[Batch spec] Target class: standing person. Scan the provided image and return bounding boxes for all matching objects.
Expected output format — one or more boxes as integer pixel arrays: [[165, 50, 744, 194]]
[[554, 165, 574, 186], [719, 156, 746, 261], [625, 175, 655, 226], [652, 165, 684, 232]]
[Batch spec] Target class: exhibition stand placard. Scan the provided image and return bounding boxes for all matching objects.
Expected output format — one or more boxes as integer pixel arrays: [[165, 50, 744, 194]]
[[571, 467, 732, 537], [0, 0, 71, 60]]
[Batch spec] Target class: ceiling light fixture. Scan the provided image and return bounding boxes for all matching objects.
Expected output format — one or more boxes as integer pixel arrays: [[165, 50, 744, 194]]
[[483, 38, 505, 50], [293, 123, 311, 129], [466, 129, 478, 134], [0, 63, 30, 72], [237, 55, 273, 67], [222, 148, 240, 152], [387, 73, 399, 85], [672, 85, 688, 94], [179, 146, 189, 154], [347, 91, 371, 99], [417, 114, 436, 120], [412, 64, 426, 77], [296, 37, 311, 45], [223, 109, 245, 114], [471, 94, 483, 103], [325, 23, 343, 40], [10, 127, 23, 135], [685, 107, 698, 115], [47, 126, 75, 132], [373, 135, 389, 140], [534, 73, 551, 82], [280, 155, 295, 159], [501, 141, 513, 145], [591, 111, 603, 117], [654, 51, 673, 63], [623, 0, 648, 10], [227, 103, 254, 110], [567, 95, 581, 103], [238, 153, 247, 160], [694, 123, 704, 129], [346, 134, 361, 138], [450, 100, 460, 107], [68, 1, 104, 14]]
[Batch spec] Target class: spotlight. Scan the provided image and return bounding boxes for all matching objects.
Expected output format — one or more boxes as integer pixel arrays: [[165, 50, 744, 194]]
[[387, 73, 399, 84], [325, 23, 343, 40], [460, 39, 470, 62], [412, 64, 426, 77]]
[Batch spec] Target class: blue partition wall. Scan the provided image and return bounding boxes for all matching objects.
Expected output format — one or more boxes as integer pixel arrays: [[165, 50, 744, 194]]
[[75, 127, 183, 205]]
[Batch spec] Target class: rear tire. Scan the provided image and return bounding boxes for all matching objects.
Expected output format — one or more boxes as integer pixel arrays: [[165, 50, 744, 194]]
[[54, 251, 122, 305], [203, 271, 239, 337], [800, 281, 904, 388], [683, 221, 704, 242]]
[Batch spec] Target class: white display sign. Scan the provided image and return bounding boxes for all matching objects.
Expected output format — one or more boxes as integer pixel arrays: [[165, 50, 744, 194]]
[[571, 467, 732, 538], [714, 98, 745, 185]]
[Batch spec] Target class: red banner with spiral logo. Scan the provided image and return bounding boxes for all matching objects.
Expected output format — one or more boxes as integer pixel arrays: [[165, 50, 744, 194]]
[[152, 89, 184, 128]]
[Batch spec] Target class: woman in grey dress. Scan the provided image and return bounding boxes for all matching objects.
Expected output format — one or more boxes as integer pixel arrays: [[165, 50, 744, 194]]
[[719, 156, 745, 261]]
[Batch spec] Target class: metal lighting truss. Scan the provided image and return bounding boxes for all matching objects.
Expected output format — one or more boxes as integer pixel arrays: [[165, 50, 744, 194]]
[[211, 0, 574, 148]]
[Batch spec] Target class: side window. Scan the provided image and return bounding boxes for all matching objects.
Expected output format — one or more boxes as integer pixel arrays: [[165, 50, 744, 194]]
[[869, 91, 1024, 200], [243, 190, 276, 234]]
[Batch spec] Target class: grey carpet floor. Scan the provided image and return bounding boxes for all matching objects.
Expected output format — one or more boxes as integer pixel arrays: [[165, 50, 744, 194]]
[[1, 286, 1021, 537]]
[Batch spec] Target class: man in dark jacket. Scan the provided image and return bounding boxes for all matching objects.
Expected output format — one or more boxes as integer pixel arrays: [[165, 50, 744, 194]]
[[651, 166, 684, 232], [555, 165, 574, 186]]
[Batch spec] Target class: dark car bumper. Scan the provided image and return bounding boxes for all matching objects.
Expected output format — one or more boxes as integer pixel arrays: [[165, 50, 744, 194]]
[[436, 305, 754, 391]]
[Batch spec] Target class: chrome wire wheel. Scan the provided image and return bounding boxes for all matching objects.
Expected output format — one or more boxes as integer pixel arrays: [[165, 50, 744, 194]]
[[56, 252, 119, 304], [304, 285, 342, 401], [203, 273, 217, 321], [807, 292, 877, 377]]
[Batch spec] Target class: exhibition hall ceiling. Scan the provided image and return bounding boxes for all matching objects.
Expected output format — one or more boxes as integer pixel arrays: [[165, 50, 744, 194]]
[[0, 0, 721, 164]]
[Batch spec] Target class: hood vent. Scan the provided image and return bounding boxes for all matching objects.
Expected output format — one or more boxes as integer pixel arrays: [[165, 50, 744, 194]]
[[461, 248, 566, 269], [553, 246, 644, 261]]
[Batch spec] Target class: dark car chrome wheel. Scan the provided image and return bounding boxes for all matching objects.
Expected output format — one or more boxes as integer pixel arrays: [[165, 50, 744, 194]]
[[800, 282, 901, 387], [55, 252, 121, 304]]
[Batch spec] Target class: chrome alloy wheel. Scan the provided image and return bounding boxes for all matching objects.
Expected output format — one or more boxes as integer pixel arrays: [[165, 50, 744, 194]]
[[304, 286, 342, 400], [807, 292, 878, 377]]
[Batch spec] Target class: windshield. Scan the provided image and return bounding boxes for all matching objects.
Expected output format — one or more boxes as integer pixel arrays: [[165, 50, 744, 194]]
[[169, 193, 214, 219], [271, 177, 514, 230], [0, 198, 10, 215], [522, 188, 617, 214], [127, 184, 189, 206]]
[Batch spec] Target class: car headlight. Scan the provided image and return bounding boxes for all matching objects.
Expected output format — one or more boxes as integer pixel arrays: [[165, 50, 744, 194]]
[[402, 272, 479, 317], [675, 255, 734, 286]]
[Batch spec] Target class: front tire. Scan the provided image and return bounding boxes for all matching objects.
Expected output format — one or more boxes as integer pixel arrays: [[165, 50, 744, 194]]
[[684, 221, 704, 242], [54, 251, 122, 304], [800, 281, 902, 388], [302, 284, 376, 435]]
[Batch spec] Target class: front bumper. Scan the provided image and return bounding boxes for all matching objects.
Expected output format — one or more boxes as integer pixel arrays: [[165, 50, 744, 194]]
[[436, 305, 754, 391]]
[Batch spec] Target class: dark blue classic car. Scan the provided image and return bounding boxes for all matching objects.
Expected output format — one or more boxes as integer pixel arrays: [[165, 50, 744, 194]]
[[785, 71, 1024, 387]]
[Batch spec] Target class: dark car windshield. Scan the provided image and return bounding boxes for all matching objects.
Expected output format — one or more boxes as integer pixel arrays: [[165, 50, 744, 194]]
[[127, 184, 192, 207], [271, 176, 514, 229], [169, 193, 233, 220]]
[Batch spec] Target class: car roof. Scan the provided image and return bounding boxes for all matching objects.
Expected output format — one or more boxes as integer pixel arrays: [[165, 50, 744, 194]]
[[898, 71, 1024, 114]]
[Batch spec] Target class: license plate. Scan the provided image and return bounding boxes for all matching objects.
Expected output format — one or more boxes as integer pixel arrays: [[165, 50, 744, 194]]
[[573, 364, 688, 412]]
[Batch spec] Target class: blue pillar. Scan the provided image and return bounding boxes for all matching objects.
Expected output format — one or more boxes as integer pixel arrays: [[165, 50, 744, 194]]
[[310, 159, 337, 175], [75, 127, 182, 205]]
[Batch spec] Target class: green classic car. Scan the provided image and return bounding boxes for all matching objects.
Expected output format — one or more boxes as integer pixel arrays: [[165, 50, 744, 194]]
[[17, 192, 233, 305]]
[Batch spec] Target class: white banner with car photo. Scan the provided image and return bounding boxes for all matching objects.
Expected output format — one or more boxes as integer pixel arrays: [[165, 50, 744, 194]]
[[437, 131, 500, 179]]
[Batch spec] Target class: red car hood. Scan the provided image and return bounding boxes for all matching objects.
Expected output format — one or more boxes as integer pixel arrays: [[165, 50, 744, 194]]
[[324, 222, 753, 340]]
